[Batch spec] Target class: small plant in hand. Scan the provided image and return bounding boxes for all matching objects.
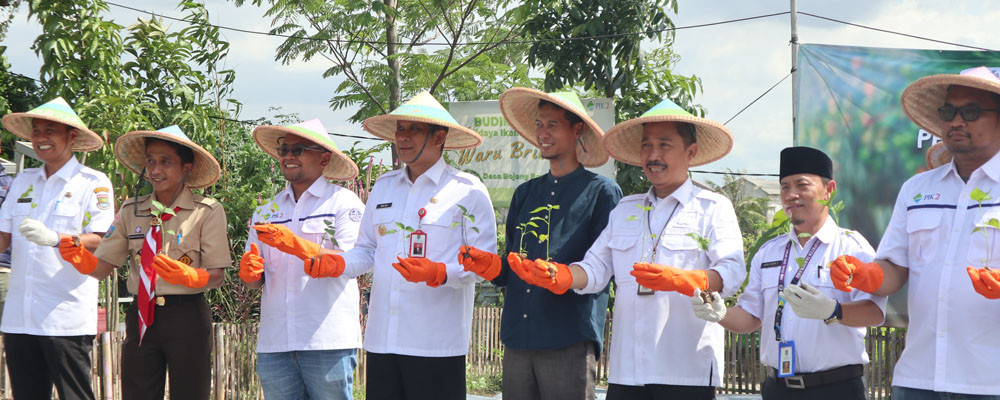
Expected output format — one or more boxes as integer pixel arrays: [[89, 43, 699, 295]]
[[450, 204, 478, 258], [528, 204, 559, 262], [150, 199, 178, 252], [970, 188, 998, 270], [20, 184, 38, 209], [625, 203, 657, 262], [686, 232, 716, 303], [322, 220, 340, 250], [515, 222, 538, 259]]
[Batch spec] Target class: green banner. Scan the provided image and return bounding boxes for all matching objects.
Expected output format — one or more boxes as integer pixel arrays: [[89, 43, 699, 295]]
[[796, 44, 1000, 243]]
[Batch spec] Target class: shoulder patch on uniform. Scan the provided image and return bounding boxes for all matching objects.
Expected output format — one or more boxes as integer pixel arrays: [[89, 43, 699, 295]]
[[94, 187, 111, 210], [104, 225, 115, 238], [349, 208, 362, 222]]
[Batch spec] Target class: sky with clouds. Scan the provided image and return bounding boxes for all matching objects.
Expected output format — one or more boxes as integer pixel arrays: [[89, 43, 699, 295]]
[[4, 0, 998, 183]]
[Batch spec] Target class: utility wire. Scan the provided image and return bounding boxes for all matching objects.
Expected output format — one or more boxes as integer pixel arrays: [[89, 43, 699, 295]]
[[798, 12, 995, 51], [105, 1, 790, 47], [691, 170, 779, 177], [723, 72, 791, 126]]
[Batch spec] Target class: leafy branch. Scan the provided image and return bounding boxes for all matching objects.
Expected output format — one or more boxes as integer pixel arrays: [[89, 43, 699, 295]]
[[323, 219, 340, 250], [528, 204, 559, 261], [450, 204, 478, 257]]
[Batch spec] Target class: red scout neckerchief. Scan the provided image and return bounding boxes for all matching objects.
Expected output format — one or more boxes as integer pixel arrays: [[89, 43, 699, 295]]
[[137, 207, 181, 344]]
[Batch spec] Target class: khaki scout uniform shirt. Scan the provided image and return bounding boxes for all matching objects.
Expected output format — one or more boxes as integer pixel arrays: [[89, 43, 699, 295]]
[[95, 188, 231, 295]]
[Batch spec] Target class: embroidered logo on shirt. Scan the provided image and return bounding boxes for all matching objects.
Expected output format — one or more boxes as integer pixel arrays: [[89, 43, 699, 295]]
[[179, 254, 193, 266], [94, 187, 111, 210], [349, 208, 362, 222], [378, 224, 387, 236], [913, 193, 941, 203]]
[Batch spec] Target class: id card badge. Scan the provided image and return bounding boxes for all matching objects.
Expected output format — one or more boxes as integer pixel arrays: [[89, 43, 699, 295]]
[[409, 230, 427, 258], [778, 341, 796, 378], [637, 285, 654, 296]]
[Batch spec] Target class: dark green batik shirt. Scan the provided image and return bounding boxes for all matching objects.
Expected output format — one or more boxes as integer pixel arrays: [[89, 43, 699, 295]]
[[495, 165, 622, 353]]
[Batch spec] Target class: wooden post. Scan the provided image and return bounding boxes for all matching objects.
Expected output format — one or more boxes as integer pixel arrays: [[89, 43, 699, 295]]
[[214, 324, 225, 400]]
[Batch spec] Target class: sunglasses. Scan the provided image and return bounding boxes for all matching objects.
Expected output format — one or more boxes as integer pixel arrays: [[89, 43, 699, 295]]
[[937, 104, 1000, 122], [276, 144, 327, 157]]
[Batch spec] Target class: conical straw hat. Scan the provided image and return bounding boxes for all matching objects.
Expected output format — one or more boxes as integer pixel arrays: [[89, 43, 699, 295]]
[[116, 125, 221, 189], [362, 91, 482, 150], [1, 97, 104, 152], [901, 66, 1000, 138], [603, 98, 733, 167], [253, 119, 359, 181], [498, 88, 609, 167]]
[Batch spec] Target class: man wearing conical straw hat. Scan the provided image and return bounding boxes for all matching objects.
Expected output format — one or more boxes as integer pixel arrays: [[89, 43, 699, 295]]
[[830, 66, 1000, 397], [516, 98, 745, 399], [239, 119, 365, 399], [60, 125, 230, 399], [0, 97, 113, 400], [314, 91, 496, 399], [458, 87, 622, 400]]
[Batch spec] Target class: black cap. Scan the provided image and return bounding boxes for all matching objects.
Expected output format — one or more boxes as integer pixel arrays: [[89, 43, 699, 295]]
[[779, 146, 833, 180]]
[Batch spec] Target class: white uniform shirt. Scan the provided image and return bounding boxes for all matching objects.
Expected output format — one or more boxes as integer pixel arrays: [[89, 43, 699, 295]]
[[0, 157, 114, 336], [248, 179, 364, 353], [876, 151, 1000, 395], [738, 216, 886, 373], [575, 180, 745, 386], [342, 157, 496, 357]]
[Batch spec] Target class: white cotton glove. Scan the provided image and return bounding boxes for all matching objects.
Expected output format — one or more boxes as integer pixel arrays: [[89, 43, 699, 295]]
[[781, 283, 837, 320], [691, 288, 727, 323], [19, 218, 59, 247]]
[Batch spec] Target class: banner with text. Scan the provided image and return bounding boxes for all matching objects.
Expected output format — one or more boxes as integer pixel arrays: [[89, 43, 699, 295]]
[[446, 98, 616, 208]]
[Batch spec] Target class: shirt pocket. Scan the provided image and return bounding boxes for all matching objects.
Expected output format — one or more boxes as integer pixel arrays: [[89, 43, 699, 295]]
[[656, 230, 702, 269], [371, 207, 399, 247], [906, 208, 942, 266], [608, 232, 641, 281], [968, 210, 1000, 268], [417, 208, 457, 257], [168, 238, 202, 269], [50, 201, 82, 234], [300, 217, 333, 249]]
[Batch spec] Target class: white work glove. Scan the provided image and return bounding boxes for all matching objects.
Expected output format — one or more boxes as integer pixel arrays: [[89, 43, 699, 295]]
[[19, 218, 59, 247], [691, 288, 727, 323], [781, 283, 837, 320]]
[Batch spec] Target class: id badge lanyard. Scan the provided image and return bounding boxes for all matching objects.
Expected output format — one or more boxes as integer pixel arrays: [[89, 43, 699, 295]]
[[773, 239, 821, 342]]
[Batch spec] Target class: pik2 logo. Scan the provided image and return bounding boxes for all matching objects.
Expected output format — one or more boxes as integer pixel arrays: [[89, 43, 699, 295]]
[[912, 193, 941, 203]]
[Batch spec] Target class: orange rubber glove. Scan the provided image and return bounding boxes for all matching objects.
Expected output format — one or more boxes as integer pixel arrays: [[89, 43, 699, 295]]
[[830, 255, 883, 293], [305, 253, 346, 278], [239, 243, 265, 283], [967, 266, 1000, 299], [526, 259, 573, 295], [458, 246, 501, 281], [57, 235, 97, 275], [153, 254, 209, 289], [506, 252, 537, 285], [630, 262, 708, 297], [393, 256, 447, 287], [253, 224, 321, 261]]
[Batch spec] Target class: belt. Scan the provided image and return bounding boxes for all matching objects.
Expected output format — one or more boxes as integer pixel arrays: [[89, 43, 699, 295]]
[[767, 364, 864, 389], [153, 293, 204, 307]]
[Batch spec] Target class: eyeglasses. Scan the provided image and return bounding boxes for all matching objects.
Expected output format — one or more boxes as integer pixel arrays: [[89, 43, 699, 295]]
[[276, 144, 327, 157], [937, 105, 1000, 122]]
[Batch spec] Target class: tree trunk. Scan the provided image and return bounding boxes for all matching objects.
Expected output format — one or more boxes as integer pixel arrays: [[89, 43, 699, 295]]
[[385, 0, 402, 169]]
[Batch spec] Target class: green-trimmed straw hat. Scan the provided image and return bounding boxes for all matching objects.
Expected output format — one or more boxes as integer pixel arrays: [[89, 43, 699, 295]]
[[362, 91, 482, 150], [603, 98, 733, 167], [253, 119, 360, 181], [1, 97, 104, 152], [115, 125, 221, 189], [901, 66, 1000, 138], [499, 88, 609, 167]]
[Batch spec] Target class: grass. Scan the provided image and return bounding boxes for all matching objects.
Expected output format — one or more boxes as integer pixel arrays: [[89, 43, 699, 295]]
[[466, 368, 503, 396]]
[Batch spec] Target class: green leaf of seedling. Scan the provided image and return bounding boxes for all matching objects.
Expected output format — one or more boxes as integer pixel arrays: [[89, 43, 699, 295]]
[[770, 209, 789, 229], [831, 201, 845, 214], [151, 199, 166, 212], [162, 208, 176, 216], [795, 257, 806, 268], [526, 231, 538, 238], [165, 229, 175, 235], [529, 206, 548, 214], [798, 232, 812, 238], [530, 216, 546, 222], [526, 222, 538, 228], [385, 229, 398, 234], [635, 203, 645, 210], [456, 204, 468, 214], [449, 221, 461, 229], [988, 218, 1000, 230], [30, 203, 37, 209], [538, 234, 548, 243], [471, 227, 480, 234], [325, 229, 337, 237], [549, 205, 560, 210], [642, 206, 654, 212], [974, 227, 983, 233], [465, 214, 475, 223], [971, 188, 992, 202], [626, 215, 638, 222]]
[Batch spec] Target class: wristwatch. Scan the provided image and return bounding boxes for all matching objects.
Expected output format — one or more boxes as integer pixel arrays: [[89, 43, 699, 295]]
[[824, 300, 843, 325]]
